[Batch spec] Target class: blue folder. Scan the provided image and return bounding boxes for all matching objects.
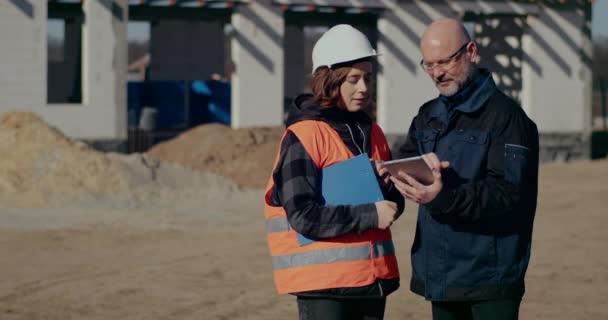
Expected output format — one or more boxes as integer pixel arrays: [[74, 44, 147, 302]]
[[296, 153, 385, 246]]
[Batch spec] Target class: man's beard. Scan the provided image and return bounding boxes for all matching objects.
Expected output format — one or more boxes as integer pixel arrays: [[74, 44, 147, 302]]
[[436, 62, 476, 97]]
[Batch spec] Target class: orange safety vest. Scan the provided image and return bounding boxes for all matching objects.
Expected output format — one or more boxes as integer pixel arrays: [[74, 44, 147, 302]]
[[264, 120, 399, 295]]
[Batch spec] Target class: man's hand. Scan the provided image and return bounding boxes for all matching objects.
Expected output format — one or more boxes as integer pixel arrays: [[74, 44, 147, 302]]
[[375, 200, 398, 229], [372, 159, 391, 187], [389, 153, 449, 204]]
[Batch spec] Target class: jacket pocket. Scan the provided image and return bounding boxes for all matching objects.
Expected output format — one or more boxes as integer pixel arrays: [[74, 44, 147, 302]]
[[416, 130, 438, 153], [453, 130, 489, 145], [495, 233, 527, 281], [448, 130, 490, 180], [504, 144, 529, 185], [444, 226, 497, 286]]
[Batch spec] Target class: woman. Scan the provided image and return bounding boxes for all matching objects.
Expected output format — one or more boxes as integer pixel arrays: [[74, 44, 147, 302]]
[[263, 25, 404, 320]]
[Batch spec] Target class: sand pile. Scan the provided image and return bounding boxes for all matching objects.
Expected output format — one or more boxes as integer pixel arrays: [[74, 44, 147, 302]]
[[0, 112, 247, 208], [107, 152, 251, 207], [0, 112, 135, 207], [148, 123, 284, 189]]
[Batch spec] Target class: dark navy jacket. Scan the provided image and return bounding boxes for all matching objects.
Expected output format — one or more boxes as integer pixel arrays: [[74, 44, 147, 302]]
[[397, 69, 539, 301]]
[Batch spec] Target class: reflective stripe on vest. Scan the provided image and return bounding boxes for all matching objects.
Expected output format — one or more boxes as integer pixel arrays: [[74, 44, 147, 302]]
[[266, 217, 290, 233], [272, 240, 395, 270], [268, 216, 395, 261]]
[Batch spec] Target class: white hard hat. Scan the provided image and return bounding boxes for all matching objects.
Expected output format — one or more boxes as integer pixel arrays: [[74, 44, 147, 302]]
[[312, 24, 380, 73]]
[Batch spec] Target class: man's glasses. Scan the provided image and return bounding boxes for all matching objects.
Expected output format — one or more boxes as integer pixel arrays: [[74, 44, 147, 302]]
[[420, 41, 471, 73]]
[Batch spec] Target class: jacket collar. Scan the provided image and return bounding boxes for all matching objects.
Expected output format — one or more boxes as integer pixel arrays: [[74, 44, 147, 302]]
[[285, 94, 372, 127], [427, 68, 496, 124]]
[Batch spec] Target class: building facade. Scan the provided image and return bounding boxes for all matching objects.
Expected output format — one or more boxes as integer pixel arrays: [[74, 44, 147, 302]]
[[0, 0, 594, 160]]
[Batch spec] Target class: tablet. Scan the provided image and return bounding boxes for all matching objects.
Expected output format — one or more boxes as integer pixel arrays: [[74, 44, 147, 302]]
[[384, 156, 434, 185]]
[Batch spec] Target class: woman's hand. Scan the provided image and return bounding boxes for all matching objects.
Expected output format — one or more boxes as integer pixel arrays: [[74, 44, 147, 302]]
[[375, 200, 398, 229], [372, 160, 391, 187]]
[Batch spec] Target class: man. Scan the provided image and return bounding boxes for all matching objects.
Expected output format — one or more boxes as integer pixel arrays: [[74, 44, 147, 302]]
[[390, 18, 539, 320]]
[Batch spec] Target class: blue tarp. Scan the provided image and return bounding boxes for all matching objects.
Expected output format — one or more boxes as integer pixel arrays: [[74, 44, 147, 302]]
[[190, 80, 231, 125], [128, 80, 231, 130]]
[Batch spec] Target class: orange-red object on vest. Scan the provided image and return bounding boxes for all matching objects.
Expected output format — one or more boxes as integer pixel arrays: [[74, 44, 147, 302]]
[[264, 120, 399, 294]]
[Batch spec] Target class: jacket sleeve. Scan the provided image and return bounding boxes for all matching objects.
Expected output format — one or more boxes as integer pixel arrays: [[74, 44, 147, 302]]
[[380, 150, 406, 219], [396, 116, 421, 159], [272, 131, 379, 239], [427, 110, 539, 222]]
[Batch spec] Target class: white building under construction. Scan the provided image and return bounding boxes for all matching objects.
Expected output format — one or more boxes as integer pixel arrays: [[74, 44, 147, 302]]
[[0, 0, 595, 161]]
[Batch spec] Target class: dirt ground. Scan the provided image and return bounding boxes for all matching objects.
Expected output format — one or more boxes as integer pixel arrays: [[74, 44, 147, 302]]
[[0, 114, 607, 319], [0, 160, 606, 319]]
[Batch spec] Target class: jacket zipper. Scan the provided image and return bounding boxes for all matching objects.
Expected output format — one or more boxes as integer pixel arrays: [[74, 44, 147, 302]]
[[345, 123, 365, 154], [349, 122, 382, 296], [432, 128, 442, 153], [357, 123, 367, 154]]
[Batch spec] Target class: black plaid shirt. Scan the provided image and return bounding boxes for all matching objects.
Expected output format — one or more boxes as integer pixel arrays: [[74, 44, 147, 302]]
[[270, 126, 404, 239]]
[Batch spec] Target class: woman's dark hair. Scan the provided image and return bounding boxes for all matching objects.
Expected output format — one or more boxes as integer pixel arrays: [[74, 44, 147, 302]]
[[309, 57, 373, 108], [309, 66, 351, 108]]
